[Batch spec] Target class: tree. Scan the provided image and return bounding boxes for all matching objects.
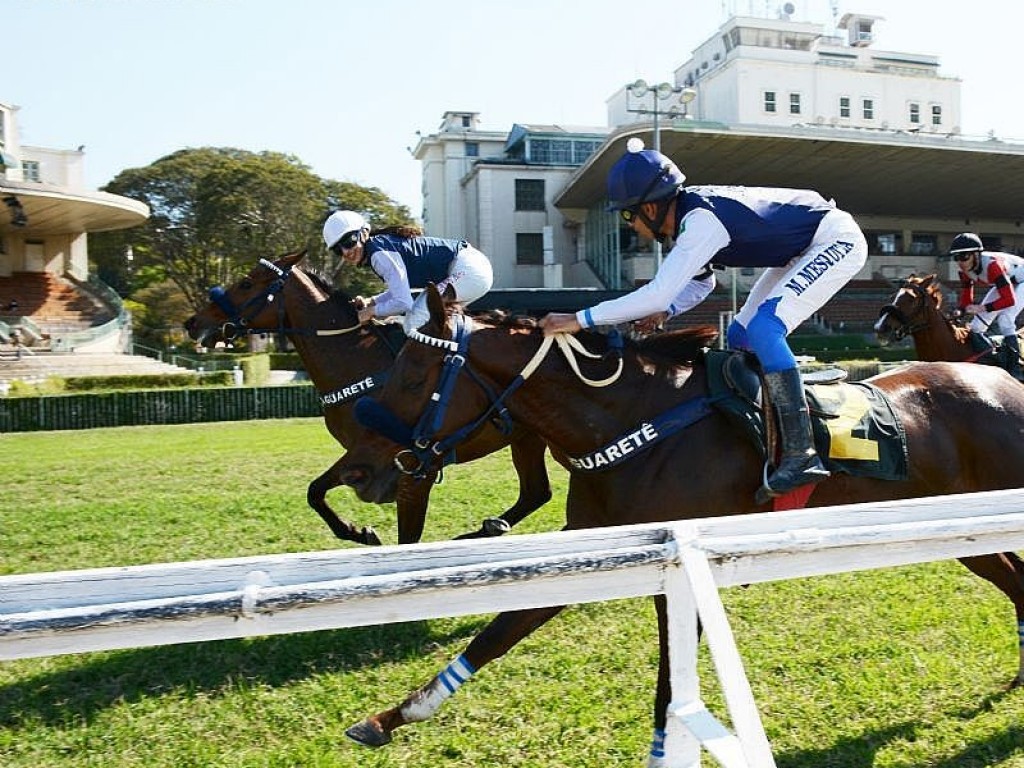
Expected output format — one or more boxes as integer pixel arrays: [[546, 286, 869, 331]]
[[92, 148, 413, 311]]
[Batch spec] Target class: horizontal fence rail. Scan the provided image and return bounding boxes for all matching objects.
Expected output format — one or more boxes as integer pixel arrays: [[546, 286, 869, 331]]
[[4, 489, 1024, 658], [5, 488, 1024, 766]]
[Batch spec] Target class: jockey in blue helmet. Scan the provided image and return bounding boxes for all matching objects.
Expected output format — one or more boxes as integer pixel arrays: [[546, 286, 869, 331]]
[[541, 138, 869, 503]]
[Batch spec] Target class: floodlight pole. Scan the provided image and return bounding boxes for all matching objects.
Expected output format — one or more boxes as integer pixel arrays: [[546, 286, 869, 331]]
[[624, 81, 696, 270]]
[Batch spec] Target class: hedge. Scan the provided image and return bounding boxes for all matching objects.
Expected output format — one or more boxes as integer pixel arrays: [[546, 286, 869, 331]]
[[0, 384, 321, 433]]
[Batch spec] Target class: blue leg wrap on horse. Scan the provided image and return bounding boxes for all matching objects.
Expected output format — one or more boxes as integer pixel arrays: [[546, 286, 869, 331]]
[[726, 319, 750, 350], [354, 397, 413, 447], [746, 299, 797, 373]]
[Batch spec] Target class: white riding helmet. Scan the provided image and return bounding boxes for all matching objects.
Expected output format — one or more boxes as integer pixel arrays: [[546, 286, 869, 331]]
[[323, 210, 368, 249]]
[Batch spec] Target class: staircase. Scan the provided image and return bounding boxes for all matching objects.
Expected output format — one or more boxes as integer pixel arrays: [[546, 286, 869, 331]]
[[0, 351, 192, 385]]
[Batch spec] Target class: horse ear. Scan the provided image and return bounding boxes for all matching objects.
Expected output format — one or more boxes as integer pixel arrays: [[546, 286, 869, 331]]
[[278, 250, 306, 268], [426, 283, 446, 329]]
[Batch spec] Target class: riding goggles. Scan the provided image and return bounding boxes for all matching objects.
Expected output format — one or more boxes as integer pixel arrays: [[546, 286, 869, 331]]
[[330, 230, 362, 256], [952, 250, 980, 262]]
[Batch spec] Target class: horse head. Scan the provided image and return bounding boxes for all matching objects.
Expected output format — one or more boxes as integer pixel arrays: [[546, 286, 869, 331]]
[[874, 274, 943, 345], [184, 250, 361, 347]]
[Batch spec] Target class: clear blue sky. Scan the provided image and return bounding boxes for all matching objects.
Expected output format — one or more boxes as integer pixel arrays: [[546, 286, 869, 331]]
[[6, 0, 1022, 219]]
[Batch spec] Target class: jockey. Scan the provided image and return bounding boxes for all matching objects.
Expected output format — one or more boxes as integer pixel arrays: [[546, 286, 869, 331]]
[[323, 210, 493, 335], [540, 138, 868, 501], [950, 232, 1024, 381]]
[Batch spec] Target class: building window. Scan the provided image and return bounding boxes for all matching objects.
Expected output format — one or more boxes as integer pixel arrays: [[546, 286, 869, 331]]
[[515, 179, 546, 211], [789, 93, 801, 115], [862, 99, 874, 120], [21, 161, 40, 182], [464, 142, 479, 158], [529, 139, 573, 164], [931, 105, 942, 125], [909, 234, 938, 255], [909, 103, 920, 124], [839, 97, 850, 118], [764, 91, 777, 113], [573, 140, 601, 165], [461, 115, 471, 128], [516, 233, 544, 265]]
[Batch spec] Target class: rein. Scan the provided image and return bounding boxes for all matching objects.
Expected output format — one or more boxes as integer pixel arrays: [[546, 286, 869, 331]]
[[363, 320, 625, 479]]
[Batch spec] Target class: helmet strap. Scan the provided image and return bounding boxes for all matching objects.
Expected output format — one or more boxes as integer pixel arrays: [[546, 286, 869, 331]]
[[636, 199, 674, 244]]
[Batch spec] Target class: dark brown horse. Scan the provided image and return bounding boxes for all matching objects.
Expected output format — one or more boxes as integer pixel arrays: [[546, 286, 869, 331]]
[[874, 273, 1016, 365], [183, 251, 552, 545], [337, 283, 1024, 756]]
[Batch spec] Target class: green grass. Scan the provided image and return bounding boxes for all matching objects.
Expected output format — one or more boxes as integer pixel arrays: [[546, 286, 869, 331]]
[[2, 419, 1024, 766]]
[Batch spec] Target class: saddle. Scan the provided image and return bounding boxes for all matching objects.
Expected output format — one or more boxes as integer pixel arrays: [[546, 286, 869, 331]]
[[705, 350, 908, 481]]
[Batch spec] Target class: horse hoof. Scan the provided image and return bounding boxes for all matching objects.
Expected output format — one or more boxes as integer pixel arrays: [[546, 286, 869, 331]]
[[481, 517, 512, 536], [361, 527, 383, 546], [346, 719, 392, 747], [754, 485, 774, 506]]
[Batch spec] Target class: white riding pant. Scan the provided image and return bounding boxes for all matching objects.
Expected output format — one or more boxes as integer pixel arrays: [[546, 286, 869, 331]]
[[403, 245, 494, 334], [970, 283, 1024, 336], [734, 208, 868, 332]]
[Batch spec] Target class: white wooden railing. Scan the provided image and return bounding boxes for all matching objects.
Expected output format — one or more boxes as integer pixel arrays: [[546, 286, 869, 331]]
[[5, 489, 1024, 767]]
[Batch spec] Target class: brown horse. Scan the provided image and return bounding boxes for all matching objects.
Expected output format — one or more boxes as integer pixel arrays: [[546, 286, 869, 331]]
[[337, 283, 1024, 757], [183, 251, 552, 545], [874, 273, 1016, 365]]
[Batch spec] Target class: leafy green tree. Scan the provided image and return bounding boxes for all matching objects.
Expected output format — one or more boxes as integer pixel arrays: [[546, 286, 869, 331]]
[[92, 148, 413, 313]]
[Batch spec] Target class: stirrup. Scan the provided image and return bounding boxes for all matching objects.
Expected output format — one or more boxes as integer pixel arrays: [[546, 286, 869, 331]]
[[756, 456, 829, 504]]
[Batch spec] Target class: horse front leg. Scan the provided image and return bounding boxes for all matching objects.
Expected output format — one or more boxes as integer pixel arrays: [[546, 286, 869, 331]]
[[346, 604, 565, 747], [455, 432, 552, 540], [306, 460, 381, 546], [395, 474, 435, 544], [958, 551, 1024, 686]]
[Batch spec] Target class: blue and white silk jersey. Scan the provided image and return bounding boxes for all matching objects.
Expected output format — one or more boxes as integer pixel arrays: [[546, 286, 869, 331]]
[[363, 235, 465, 317], [576, 186, 865, 336]]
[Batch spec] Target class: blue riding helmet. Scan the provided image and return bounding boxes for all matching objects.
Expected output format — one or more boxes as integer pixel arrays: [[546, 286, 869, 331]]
[[605, 138, 686, 212]]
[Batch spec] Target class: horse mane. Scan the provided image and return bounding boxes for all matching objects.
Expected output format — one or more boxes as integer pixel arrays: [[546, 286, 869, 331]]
[[918, 274, 971, 344], [634, 325, 720, 365], [298, 266, 360, 318]]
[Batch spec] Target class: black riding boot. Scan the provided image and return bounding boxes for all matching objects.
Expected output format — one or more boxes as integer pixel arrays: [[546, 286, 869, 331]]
[[968, 331, 994, 354], [1002, 334, 1024, 381], [759, 368, 830, 499]]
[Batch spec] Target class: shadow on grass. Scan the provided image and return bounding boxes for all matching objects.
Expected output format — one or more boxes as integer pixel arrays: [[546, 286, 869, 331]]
[[778, 688, 1024, 768], [0, 616, 488, 729], [778, 721, 919, 768]]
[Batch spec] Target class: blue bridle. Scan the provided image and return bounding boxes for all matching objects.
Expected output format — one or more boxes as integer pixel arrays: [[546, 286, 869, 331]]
[[208, 258, 291, 339], [354, 313, 518, 480]]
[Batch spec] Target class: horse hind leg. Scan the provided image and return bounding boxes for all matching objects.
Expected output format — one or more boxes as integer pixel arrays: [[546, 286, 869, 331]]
[[307, 461, 381, 546], [959, 551, 1024, 686], [347, 605, 565, 747]]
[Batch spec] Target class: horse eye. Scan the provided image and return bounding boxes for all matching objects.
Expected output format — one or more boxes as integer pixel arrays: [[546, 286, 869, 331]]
[[401, 374, 426, 392], [239, 279, 253, 290]]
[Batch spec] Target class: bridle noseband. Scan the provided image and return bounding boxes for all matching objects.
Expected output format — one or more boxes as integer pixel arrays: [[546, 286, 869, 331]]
[[877, 281, 932, 341]]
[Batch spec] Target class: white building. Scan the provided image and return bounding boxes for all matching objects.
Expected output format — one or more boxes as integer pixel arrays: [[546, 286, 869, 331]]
[[416, 7, 1024, 293], [0, 101, 148, 282]]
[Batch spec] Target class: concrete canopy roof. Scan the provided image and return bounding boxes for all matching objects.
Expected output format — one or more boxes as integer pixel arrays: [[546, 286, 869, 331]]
[[0, 180, 148, 237], [555, 121, 1024, 222]]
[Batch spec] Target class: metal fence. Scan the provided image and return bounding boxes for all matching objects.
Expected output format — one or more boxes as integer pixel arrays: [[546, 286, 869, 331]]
[[0, 385, 321, 433]]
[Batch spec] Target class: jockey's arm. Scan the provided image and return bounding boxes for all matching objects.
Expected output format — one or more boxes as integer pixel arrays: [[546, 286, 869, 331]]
[[368, 250, 414, 317], [984, 258, 1017, 312], [573, 210, 729, 330]]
